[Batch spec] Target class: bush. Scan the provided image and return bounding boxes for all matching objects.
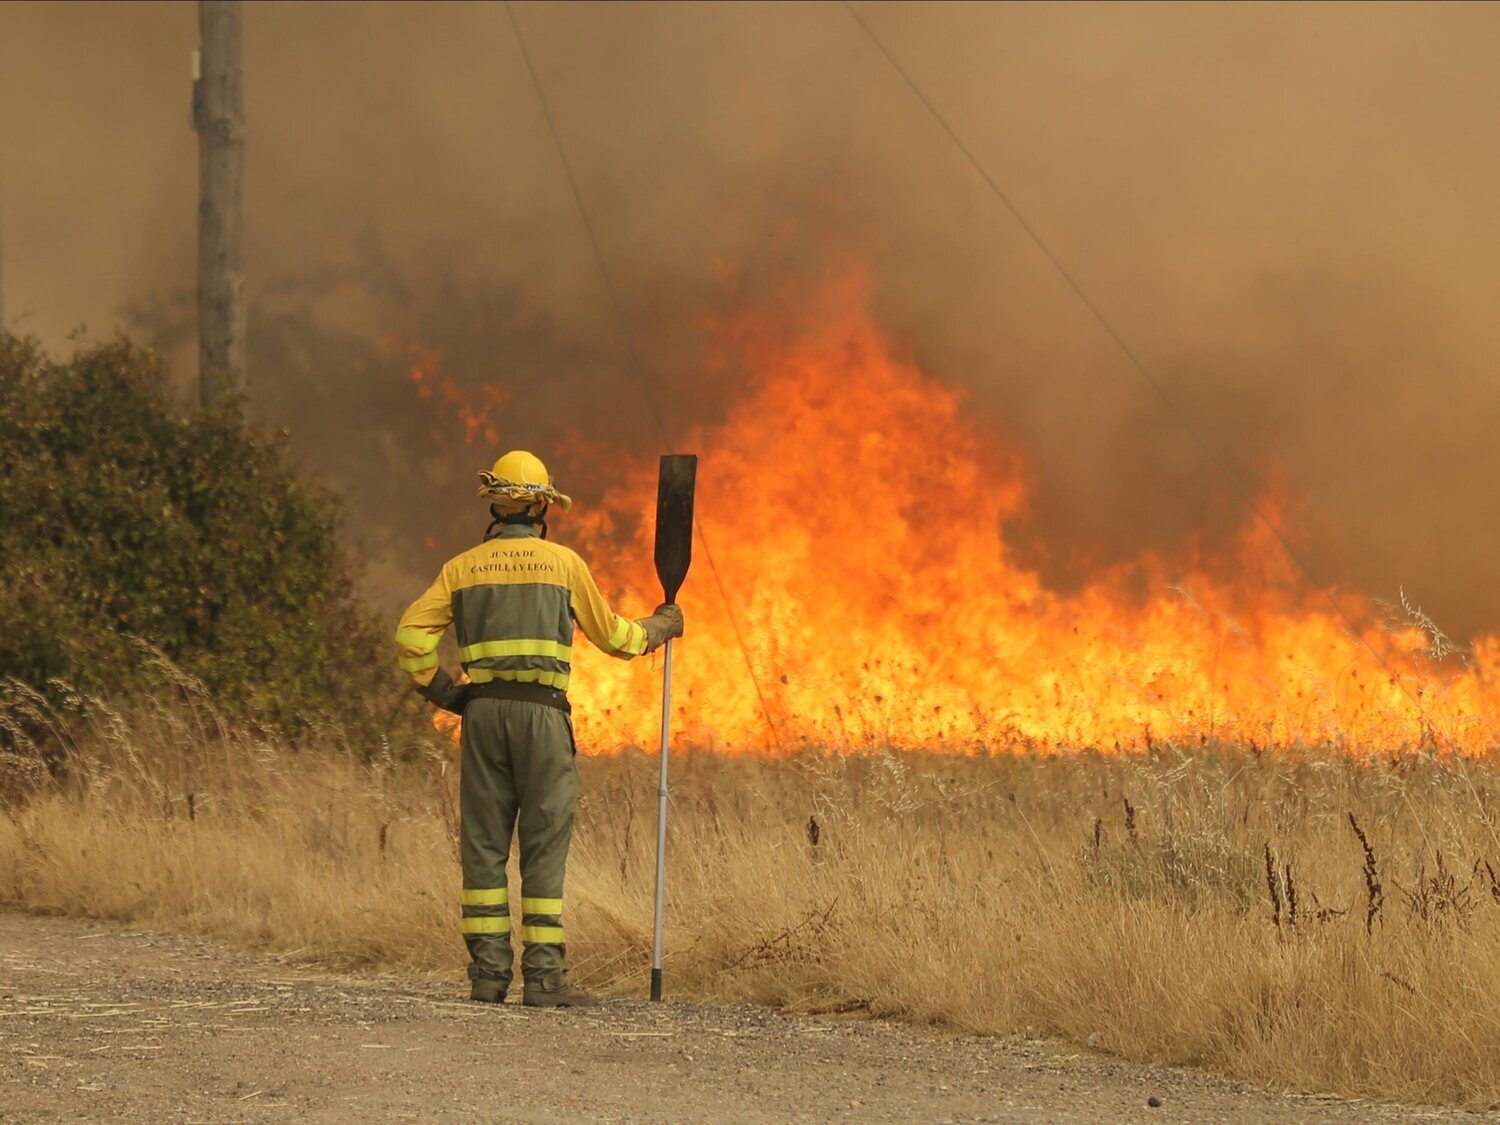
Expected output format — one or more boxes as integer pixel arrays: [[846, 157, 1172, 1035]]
[[0, 333, 390, 740]]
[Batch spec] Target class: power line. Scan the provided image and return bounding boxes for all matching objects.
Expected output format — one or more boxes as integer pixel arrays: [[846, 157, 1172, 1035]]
[[840, 0, 1429, 725], [503, 1, 786, 752]]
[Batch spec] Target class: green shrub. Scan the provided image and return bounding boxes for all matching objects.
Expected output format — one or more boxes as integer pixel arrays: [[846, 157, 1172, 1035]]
[[0, 333, 390, 740]]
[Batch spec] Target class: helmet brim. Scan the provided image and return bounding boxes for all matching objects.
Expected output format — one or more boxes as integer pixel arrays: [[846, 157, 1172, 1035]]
[[477, 472, 572, 511]]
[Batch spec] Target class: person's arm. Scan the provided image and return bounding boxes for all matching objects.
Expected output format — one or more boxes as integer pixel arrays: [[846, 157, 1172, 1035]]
[[394, 567, 468, 713], [566, 553, 682, 659]]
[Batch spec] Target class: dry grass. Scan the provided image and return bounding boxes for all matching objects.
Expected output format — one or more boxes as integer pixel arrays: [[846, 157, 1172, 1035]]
[[5, 685, 1500, 1107]]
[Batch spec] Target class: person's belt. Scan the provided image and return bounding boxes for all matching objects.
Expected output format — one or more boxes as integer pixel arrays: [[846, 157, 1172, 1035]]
[[467, 680, 571, 713]]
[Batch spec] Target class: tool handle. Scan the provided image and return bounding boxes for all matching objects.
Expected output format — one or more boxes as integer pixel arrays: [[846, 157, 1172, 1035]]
[[649, 637, 673, 1001]]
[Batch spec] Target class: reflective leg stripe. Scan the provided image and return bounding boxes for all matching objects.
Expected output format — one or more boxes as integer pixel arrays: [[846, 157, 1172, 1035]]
[[520, 897, 563, 944], [521, 925, 565, 944], [462, 916, 512, 935], [462, 887, 509, 906], [462, 888, 510, 936]]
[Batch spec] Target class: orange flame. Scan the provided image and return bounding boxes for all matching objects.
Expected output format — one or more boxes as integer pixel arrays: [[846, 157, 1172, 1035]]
[[545, 271, 1500, 755], [388, 333, 509, 449]]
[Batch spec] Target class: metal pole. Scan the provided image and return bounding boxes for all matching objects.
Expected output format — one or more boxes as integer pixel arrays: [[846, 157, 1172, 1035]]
[[650, 637, 673, 1001]]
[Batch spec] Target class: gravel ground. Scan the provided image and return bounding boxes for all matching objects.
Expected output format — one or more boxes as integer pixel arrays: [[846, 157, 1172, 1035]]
[[0, 912, 1474, 1123]]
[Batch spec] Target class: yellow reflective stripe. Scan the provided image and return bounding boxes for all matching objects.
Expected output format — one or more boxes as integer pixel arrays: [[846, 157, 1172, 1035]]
[[396, 627, 442, 653], [607, 617, 648, 656], [467, 668, 570, 690], [521, 925, 565, 944], [458, 638, 572, 664], [521, 897, 563, 915], [399, 651, 440, 672], [462, 887, 509, 906], [462, 916, 512, 934], [625, 620, 648, 655]]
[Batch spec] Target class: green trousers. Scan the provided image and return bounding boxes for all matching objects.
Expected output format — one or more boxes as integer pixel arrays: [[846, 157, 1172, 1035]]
[[459, 697, 579, 988]]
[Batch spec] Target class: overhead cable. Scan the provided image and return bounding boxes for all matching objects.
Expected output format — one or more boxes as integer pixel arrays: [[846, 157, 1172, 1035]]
[[504, 1, 787, 751], [841, 0, 1429, 725]]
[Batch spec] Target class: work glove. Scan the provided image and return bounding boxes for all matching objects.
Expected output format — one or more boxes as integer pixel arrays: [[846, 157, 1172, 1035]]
[[638, 603, 685, 653], [417, 668, 472, 715]]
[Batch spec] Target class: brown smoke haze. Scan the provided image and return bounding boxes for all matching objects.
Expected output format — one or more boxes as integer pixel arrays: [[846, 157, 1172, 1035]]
[[3, 1, 1498, 635]]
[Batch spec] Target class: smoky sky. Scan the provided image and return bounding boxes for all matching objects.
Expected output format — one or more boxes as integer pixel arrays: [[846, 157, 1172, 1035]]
[[3, 1, 1499, 636]]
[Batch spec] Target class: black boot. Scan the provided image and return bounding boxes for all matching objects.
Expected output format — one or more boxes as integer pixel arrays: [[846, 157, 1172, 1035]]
[[522, 971, 596, 1008], [470, 978, 508, 1004]]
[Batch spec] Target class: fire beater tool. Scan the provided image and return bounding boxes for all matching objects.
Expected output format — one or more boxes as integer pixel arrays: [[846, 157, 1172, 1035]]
[[651, 453, 697, 1001]]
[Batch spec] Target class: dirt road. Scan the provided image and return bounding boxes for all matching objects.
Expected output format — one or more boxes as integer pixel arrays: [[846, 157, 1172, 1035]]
[[0, 913, 1460, 1123]]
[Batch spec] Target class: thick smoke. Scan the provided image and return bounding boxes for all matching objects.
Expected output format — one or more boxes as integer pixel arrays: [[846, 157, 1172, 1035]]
[[3, 1, 1498, 635]]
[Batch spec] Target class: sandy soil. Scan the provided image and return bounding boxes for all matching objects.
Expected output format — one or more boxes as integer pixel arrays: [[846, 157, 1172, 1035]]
[[0, 913, 1467, 1123]]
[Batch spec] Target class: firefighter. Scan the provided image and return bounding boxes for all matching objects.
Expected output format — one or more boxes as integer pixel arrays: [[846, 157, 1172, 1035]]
[[395, 450, 684, 1006]]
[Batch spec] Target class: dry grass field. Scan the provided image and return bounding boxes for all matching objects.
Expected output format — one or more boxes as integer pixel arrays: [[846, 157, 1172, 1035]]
[[5, 683, 1500, 1108]]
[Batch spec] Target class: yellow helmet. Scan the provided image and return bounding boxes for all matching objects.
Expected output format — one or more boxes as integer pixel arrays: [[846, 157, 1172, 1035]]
[[477, 450, 573, 512]]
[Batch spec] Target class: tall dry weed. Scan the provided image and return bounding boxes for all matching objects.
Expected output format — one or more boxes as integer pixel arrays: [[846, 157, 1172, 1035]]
[[4, 687, 1500, 1106]]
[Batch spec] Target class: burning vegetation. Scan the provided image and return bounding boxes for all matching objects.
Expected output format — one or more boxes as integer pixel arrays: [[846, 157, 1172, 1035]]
[[397, 271, 1493, 757]]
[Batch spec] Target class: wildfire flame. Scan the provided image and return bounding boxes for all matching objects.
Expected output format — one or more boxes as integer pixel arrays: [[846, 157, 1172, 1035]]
[[388, 333, 509, 449], [414, 271, 1500, 755]]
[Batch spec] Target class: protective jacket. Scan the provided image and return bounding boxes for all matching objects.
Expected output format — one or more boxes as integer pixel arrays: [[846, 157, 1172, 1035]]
[[395, 524, 651, 694]]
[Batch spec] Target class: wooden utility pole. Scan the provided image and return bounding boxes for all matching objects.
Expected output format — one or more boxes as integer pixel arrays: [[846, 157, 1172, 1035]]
[[193, 0, 245, 408]]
